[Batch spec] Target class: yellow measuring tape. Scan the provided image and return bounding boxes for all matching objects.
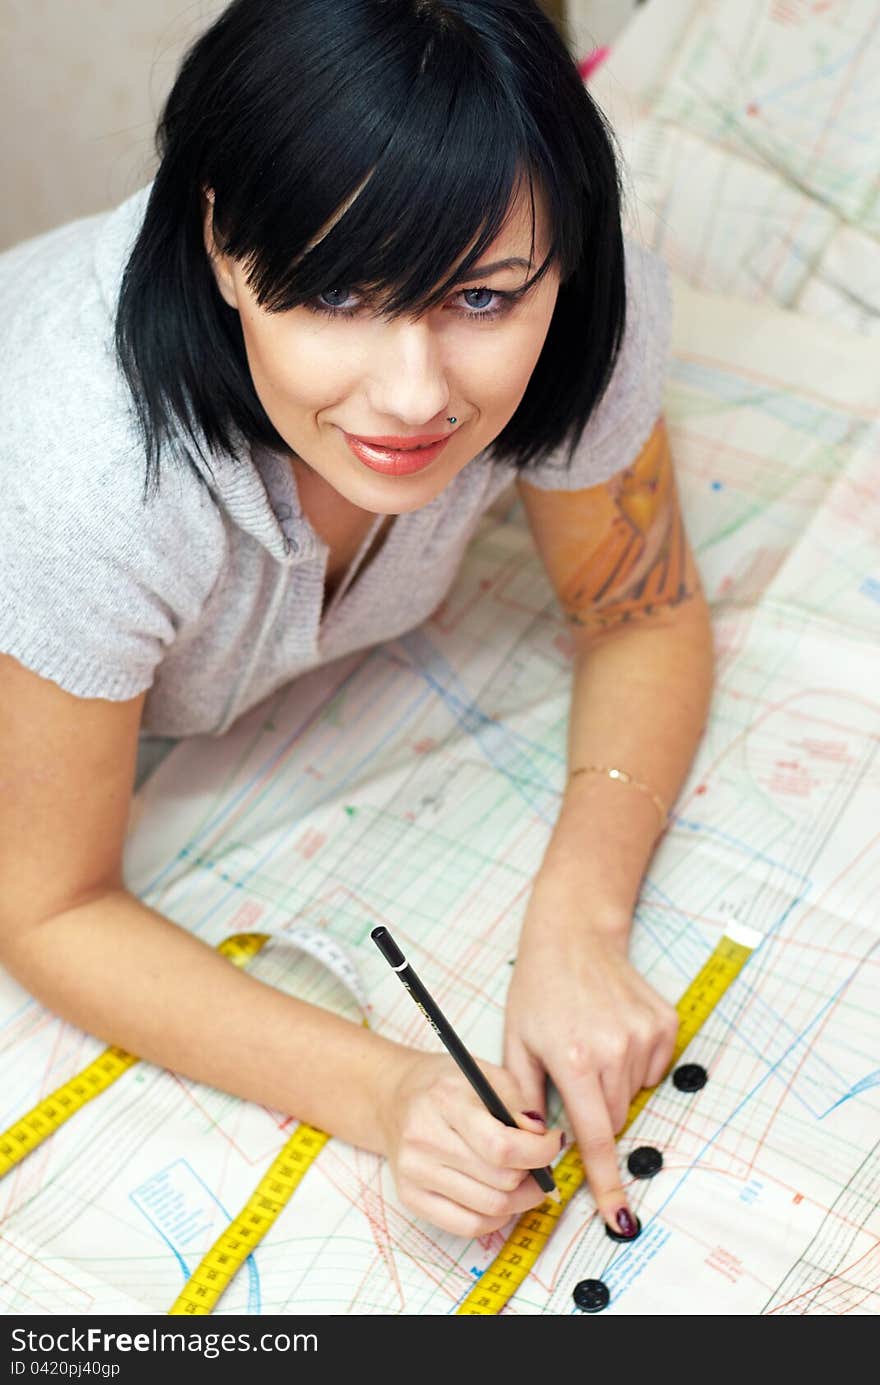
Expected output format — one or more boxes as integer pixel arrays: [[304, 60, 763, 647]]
[[0, 934, 267, 1180], [1, 927, 756, 1317], [456, 929, 757, 1314], [168, 1120, 330, 1315], [0, 932, 331, 1315]]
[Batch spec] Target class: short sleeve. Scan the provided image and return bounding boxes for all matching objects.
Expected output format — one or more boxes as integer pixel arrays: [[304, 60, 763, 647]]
[[524, 238, 673, 490], [0, 436, 227, 702], [0, 217, 227, 701]]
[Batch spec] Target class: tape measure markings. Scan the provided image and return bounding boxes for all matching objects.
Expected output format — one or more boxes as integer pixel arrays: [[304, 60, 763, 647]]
[[0, 925, 369, 1183], [168, 1121, 330, 1315], [0, 926, 373, 1317], [166, 926, 371, 1315], [0, 933, 270, 1181], [1, 925, 759, 1317], [455, 930, 758, 1314]]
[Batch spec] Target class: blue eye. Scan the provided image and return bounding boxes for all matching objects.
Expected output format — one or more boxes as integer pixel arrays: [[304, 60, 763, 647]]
[[316, 287, 358, 312], [303, 284, 526, 323], [462, 287, 495, 312]]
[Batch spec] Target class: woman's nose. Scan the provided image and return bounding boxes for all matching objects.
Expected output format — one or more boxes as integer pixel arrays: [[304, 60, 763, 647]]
[[367, 318, 450, 424]]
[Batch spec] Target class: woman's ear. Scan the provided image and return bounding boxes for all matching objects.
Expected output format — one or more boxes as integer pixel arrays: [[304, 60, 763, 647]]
[[202, 188, 239, 310]]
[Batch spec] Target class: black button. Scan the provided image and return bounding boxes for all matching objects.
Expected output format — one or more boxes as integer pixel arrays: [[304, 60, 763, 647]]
[[605, 1214, 642, 1243], [572, 1278, 610, 1313], [673, 1062, 708, 1092], [627, 1145, 663, 1179]]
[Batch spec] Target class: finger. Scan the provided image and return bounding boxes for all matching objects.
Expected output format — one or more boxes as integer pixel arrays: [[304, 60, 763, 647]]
[[503, 1034, 547, 1121], [447, 1103, 564, 1172], [644, 1012, 679, 1088], [617, 1018, 675, 1126], [446, 1111, 562, 1200], [404, 1160, 545, 1221], [404, 1107, 558, 1192], [627, 1031, 663, 1109], [421, 1134, 542, 1195], [600, 1063, 633, 1135], [644, 1036, 674, 1090], [399, 1185, 535, 1240], [565, 1073, 637, 1239], [617, 1039, 657, 1131]]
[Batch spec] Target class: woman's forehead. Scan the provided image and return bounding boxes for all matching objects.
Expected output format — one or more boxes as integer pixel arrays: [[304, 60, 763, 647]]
[[238, 159, 559, 317], [455, 180, 547, 262], [478, 181, 553, 268], [302, 169, 552, 276]]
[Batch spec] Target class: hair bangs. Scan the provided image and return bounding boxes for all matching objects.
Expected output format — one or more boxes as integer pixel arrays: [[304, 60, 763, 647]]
[[117, 0, 628, 495], [216, 23, 557, 320]]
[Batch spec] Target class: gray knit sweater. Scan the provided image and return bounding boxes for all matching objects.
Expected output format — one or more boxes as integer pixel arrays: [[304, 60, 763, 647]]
[[0, 186, 671, 741]]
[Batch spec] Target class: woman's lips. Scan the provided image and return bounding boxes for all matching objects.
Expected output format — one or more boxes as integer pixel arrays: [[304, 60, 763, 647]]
[[342, 431, 453, 476]]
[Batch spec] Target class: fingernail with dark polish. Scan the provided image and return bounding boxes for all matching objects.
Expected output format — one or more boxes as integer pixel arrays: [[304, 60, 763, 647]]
[[522, 1110, 545, 1124], [615, 1207, 638, 1238], [560, 1131, 567, 1149]]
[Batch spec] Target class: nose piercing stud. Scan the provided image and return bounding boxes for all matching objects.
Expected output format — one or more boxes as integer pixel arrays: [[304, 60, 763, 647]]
[[447, 416, 457, 425]]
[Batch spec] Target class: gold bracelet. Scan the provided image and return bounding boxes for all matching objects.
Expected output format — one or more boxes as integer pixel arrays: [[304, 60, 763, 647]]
[[568, 765, 669, 835]]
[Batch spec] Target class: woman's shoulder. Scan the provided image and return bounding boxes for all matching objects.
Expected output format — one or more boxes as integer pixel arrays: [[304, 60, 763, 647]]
[[0, 188, 222, 552], [2, 187, 151, 412], [0, 192, 232, 702], [521, 235, 672, 494], [620, 234, 672, 358], [0, 195, 230, 621], [607, 233, 673, 439], [0, 184, 150, 295], [0, 412, 230, 703]]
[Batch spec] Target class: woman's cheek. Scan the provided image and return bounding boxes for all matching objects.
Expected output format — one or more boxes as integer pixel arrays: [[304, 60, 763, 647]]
[[251, 323, 349, 403], [459, 341, 534, 415]]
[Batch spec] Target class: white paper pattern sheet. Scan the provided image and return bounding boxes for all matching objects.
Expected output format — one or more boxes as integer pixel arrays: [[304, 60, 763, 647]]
[[590, 0, 880, 335], [0, 270, 878, 1314]]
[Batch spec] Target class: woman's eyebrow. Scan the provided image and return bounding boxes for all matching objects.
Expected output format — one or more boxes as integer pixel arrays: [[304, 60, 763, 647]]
[[451, 256, 532, 282]]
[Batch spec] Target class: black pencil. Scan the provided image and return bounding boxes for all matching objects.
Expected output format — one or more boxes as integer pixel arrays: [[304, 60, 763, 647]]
[[371, 925, 559, 1201]]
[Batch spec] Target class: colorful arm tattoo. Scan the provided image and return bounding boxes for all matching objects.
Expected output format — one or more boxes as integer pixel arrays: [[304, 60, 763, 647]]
[[517, 418, 701, 635]]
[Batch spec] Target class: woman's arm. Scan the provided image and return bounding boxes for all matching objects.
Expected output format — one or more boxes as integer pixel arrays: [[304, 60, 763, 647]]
[[540, 421, 713, 917], [0, 654, 562, 1236], [505, 416, 715, 1233], [6, 884, 413, 1151]]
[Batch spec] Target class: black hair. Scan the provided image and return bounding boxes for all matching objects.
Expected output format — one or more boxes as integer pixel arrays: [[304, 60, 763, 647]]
[[115, 0, 627, 499]]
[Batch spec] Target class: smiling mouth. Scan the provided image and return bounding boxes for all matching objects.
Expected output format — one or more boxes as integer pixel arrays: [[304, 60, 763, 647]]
[[342, 431, 454, 475], [348, 434, 453, 450]]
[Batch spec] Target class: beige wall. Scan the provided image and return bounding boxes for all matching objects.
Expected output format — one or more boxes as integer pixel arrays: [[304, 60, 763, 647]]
[[1, 0, 226, 250], [1, 0, 640, 253]]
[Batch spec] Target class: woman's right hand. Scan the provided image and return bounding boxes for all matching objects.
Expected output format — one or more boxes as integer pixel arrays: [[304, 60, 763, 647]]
[[376, 1051, 565, 1237]]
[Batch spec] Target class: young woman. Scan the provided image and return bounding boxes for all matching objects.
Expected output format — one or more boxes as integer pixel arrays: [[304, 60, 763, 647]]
[[0, 0, 713, 1243]]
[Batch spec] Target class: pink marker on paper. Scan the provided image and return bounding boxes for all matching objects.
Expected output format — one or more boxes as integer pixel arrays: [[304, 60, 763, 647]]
[[578, 46, 611, 82]]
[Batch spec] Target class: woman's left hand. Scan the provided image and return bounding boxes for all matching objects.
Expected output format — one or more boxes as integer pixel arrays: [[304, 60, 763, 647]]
[[504, 872, 679, 1236]]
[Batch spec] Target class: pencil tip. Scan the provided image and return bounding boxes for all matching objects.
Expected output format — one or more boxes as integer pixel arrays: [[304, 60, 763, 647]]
[[547, 1186, 561, 1204]]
